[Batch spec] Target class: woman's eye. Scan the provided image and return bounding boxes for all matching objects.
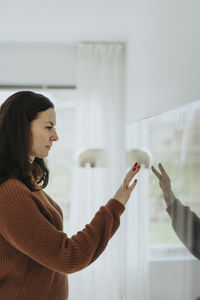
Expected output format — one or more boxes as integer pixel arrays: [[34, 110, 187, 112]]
[[46, 127, 52, 130]]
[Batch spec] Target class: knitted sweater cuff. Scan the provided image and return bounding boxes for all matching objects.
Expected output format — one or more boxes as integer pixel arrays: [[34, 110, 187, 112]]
[[105, 198, 125, 216]]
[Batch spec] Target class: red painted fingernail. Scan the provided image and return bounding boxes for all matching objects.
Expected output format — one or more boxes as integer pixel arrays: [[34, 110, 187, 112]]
[[134, 179, 137, 183], [137, 165, 141, 168], [132, 166, 136, 171]]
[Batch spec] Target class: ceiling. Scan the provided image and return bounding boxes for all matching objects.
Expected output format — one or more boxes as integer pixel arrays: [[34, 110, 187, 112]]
[[0, 0, 136, 43]]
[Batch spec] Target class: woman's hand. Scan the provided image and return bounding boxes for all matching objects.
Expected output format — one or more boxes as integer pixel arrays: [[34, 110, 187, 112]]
[[113, 162, 141, 206], [151, 163, 176, 207], [151, 163, 171, 192]]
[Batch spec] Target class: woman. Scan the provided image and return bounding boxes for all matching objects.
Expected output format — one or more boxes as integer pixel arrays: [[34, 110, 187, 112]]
[[0, 91, 140, 300], [151, 163, 200, 260]]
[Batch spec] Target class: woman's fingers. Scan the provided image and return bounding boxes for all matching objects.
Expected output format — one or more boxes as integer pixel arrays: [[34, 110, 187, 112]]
[[113, 162, 141, 206], [158, 163, 168, 176], [124, 163, 140, 187], [151, 165, 162, 180], [158, 163, 171, 182], [130, 178, 137, 191], [125, 162, 138, 180]]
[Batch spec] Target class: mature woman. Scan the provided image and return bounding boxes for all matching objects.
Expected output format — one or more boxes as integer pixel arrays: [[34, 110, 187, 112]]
[[0, 91, 140, 300], [152, 163, 200, 260]]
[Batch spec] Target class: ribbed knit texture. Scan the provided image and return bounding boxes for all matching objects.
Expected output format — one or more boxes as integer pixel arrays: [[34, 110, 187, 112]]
[[0, 178, 125, 300]]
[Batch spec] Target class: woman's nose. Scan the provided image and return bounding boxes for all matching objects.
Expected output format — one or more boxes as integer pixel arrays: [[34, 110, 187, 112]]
[[50, 129, 59, 141]]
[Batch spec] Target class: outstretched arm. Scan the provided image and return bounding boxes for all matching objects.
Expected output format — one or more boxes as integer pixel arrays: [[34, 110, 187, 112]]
[[0, 162, 141, 274]]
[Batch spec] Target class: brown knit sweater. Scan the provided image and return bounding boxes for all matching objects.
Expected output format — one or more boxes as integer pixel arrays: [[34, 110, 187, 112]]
[[0, 178, 125, 300]]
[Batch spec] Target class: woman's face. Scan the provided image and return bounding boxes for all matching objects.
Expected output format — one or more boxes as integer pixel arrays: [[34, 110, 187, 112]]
[[29, 108, 59, 162]]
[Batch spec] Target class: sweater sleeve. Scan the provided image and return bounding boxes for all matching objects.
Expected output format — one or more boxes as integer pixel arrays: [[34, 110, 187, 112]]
[[166, 198, 200, 260], [0, 179, 125, 274]]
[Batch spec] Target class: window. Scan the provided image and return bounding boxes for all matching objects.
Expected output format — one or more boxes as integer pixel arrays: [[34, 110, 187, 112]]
[[43, 90, 77, 232], [126, 100, 200, 258], [148, 103, 200, 247]]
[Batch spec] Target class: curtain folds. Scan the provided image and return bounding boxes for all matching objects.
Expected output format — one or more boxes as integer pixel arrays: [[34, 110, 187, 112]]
[[68, 43, 126, 300]]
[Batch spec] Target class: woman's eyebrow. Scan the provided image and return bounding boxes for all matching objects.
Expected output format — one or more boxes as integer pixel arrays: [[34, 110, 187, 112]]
[[44, 121, 56, 126]]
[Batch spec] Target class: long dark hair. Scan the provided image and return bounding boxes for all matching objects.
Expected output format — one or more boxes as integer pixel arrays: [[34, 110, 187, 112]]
[[0, 91, 54, 191]]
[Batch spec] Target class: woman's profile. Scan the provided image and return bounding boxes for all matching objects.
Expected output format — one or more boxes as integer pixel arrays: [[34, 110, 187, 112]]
[[0, 91, 140, 300]]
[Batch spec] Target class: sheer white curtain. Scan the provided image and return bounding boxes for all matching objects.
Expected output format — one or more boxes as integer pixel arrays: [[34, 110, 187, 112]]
[[68, 43, 126, 300], [125, 121, 151, 300]]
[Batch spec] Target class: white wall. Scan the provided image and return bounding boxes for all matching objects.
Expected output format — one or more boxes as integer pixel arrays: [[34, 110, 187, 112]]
[[0, 43, 77, 86], [126, 0, 200, 123], [0, 0, 199, 122], [0, 1, 200, 299], [149, 259, 200, 300]]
